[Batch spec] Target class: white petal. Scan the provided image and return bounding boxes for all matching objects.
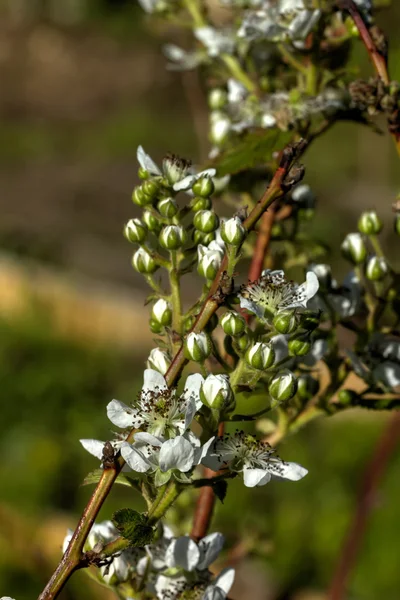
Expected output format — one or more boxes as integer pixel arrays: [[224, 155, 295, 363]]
[[143, 368, 168, 394], [305, 271, 320, 301], [270, 335, 289, 362], [197, 168, 217, 178], [159, 437, 195, 472], [165, 536, 200, 571], [80, 439, 105, 460], [182, 372, 204, 409], [194, 435, 216, 465], [137, 145, 161, 175], [120, 443, 151, 473], [197, 532, 225, 570], [243, 466, 271, 487], [173, 174, 196, 191], [203, 587, 226, 600], [268, 460, 308, 481], [155, 574, 187, 600], [239, 296, 264, 319], [214, 567, 235, 594], [184, 396, 197, 430], [134, 432, 163, 446], [107, 399, 138, 428]]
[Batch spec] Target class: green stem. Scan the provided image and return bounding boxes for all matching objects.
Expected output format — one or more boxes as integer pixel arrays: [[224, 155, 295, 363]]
[[229, 358, 247, 389], [369, 234, 384, 257], [170, 252, 183, 335], [182, 0, 206, 27], [148, 480, 180, 524], [277, 44, 308, 75], [306, 61, 318, 96], [221, 54, 257, 93]]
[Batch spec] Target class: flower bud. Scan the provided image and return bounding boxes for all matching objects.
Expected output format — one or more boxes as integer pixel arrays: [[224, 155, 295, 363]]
[[366, 256, 389, 281], [309, 263, 332, 291], [191, 196, 212, 212], [221, 311, 246, 336], [337, 388, 358, 406], [151, 298, 172, 326], [210, 111, 231, 145], [204, 313, 219, 333], [193, 210, 219, 233], [159, 225, 186, 250], [341, 233, 367, 264], [147, 348, 171, 375], [197, 242, 224, 280], [300, 311, 320, 331], [288, 336, 312, 357], [200, 374, 234, 410], [143, 210, 162, 233], [358, 211, 383, 235], [291, 184, 315, 209], [297, 374, 319, 401], [183, 315, 196, 332], [138, 167, 149, 180], [273, 311, 298, 334], [132, 248, 158, 274], [235, 333, 250, 353], [208, 88, 227, 110], [192, 176, 215, 198], [184, 332, 211, 362], [132, 185, 152, 207], [220, 217, 246, 246], [269, 370, 297, 403], [158, 197, 178, 218], [123, 218, 147, 244], [149, 319, 163, 334], [142, 179, 159, 200], [194, 231, 215, 246], [245, 342, 275, 370]]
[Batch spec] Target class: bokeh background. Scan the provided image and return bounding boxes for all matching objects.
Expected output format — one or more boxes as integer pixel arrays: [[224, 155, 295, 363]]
[[1, 1, 400, 599]]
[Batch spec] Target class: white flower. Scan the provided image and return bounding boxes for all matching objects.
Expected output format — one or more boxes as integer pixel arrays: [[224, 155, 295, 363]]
[[165, 533, 225, 571], [194, 27, 235, 57], [185, 332, 211, 361], [198, 241, 225, 279], [239, 270, 319, 320], [261, 113, 277, 128], [204, 568, 235, 600], [147, 348, 171, 375], [202, 431, 307, 487], [107, 368, 203, 438], [210, 111, 231, 145], [163, 44, 203, 71], [227, 79, 248, 104], [200, 374, 234, 409]]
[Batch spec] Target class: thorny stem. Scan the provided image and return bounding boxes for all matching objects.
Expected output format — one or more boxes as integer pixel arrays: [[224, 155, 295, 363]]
[[37, 140, 306, 599]]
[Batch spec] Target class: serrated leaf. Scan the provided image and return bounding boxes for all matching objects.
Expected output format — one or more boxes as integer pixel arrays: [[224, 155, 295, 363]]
[[212, 480, 228, 504], [82, 469, 140, 489], [213, 129, 293, 177], [112, 508, 154, 546]]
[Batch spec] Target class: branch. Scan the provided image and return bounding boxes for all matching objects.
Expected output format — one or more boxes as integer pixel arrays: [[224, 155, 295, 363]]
[[327, 412, 400, 600], [37, 139, 307, 600]]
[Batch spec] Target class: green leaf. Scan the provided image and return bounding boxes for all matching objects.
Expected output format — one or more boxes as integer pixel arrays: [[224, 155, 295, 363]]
[[213, 129, 293, 177], [82, 469, 140, 489], [212, 480, 228, 504], [112, 508, 154, 547]]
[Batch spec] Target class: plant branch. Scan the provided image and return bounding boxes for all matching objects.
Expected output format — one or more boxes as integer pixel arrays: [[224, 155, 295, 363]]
[[327, 412, 400, 600]]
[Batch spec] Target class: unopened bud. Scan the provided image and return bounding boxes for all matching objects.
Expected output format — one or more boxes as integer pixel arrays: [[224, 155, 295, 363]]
[[194, 210, 219, 233], [220, 217, 246, 246], [192, 176, 215, 198], [132, 185, 152, 207], [221, 311, 246, 336], [210, 111, 231, 145], [151, 298, 172, 326], [358, 211, 383, 235], [235, 333, 250, 353], [208, 88, 228, 110], [366, 256, 389, 281], [297, 374, 319, 401], [150, 319, 163, 334], [269, 370, 297, 403], [245, 342, 275, 370], [337, 388, 358, 406], [132, 248, 158, 274], [273, 311, 298, 334], [123, 218, 147, 243], [191, 196, 212, 212], [183, 315, 196, 332], [288, 336, 311, 357], [291, 184, 315, 209], [197, 242, 224, 280], [341, 233, 367, 264], [204, 313, 219, 333], [159, 225, 186, 250], [158, 197, 178, 218], [142, 179, 159, 200], [184, 332, 211, 362], [194, 231, 215, 246], [300, 311, 320, 332], [143, 210, 162, 233], [147, 348, 171, 375], [138, 167, 149, 180], [200, 374, 234, 410]]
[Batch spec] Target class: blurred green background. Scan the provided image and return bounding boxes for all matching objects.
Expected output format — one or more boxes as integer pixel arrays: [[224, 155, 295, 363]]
[[1, 1, 400, 599]]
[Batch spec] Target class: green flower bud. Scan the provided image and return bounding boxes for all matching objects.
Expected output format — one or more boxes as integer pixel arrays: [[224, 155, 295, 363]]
[[191, 196, 212, 212], [184, 332, 211, 362], [208, 88, 228, 110], [200, 374, 234, 410], [193, 210, 219, 233], [192, 176, 215, 198], [123, 218, 147, 244], [337, 388, 358, 406], [358, 211, 383, 235], [158, 197, 178, 218], [297, 374, 319, 401], [132, 185, 152, 207], [366, 256, 389, 281], [300, 311, 320, 332], [147, 347, 171, 375], [210, 111, 231, 145], [183, 315, 196, 332], [245, 342, 275, 370], [151, 298, 172, 326], [143, 179, 159, 200], [273, 311, 298, 334], [269, 370, 297, 403], [298, 208, 315, 221], [204, 313, 219, 333], [159, 225, 186, 250], [341, 233, 367, 264], [220, 217, 246, 246], [221, 311, 246, 336], [197, 242, 223, 280], [143, 210, 162, 233], [288, 336, 312, 357], [235, 333, 250, 353], [138, 167, 149, 180], [150, 319, 163, 334], [132, 248, 158, 274], [193, 230, 215, 246]]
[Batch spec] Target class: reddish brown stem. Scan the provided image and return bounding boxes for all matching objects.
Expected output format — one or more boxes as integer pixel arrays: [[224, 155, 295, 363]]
[[328, 412, 400, 600]]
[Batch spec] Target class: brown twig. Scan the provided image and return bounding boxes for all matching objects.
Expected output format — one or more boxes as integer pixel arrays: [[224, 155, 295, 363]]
[[328, 412, 400, 600]]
